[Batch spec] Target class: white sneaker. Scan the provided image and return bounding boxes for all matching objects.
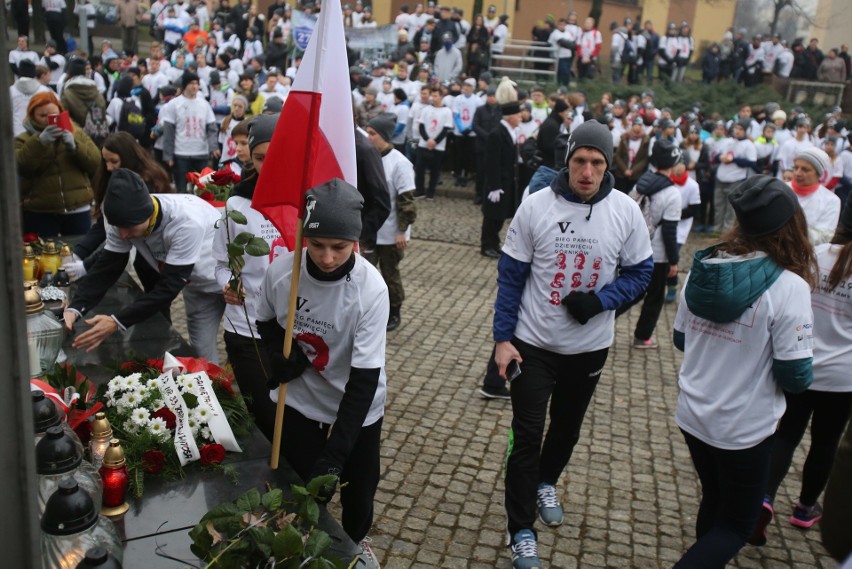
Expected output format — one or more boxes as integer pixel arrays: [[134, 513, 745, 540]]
[[352, 537, 381, 568]]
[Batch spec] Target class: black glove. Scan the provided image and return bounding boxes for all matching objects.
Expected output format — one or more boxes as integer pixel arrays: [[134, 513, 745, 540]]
[[309, 459, 342, 504], [266, 339, 311, 389], [561, 291, 604, 325]]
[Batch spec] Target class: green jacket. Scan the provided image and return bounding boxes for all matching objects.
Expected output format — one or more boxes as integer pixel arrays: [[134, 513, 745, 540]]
[[60, 77, 106, 128], [15, 120, 100, 214]]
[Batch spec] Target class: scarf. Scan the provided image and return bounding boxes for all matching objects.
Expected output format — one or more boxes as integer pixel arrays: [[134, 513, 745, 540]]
[[670, 171, 689, 186], [791, 180, 820, 197]]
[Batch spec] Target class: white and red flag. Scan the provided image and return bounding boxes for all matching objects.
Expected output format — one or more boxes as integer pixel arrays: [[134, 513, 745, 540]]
[[252, 0, 357, 246]]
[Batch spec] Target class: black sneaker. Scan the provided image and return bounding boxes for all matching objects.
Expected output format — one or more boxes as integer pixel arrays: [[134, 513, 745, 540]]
[[386, 313, 401, 331], [479, 385, 510, 399]]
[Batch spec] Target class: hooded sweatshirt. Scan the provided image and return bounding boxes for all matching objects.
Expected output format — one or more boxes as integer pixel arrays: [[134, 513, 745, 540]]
[[60, 76, 106, 127], [633, 170, 681, 264], [493, 167, 654, 351], [10, 78, 51, 137], [673, 246, 813, 449]]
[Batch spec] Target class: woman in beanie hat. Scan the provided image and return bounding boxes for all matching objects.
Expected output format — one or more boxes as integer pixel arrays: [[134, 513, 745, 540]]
[[673, 175, 818, 567], [790, 147, 841, 245], [255, 178, 389, 557], [752, 197, 852, 544], [14, 90, 100, 236]]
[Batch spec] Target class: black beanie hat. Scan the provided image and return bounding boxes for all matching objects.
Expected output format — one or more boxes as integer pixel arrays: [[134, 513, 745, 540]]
[[368, 112, 396, 143], [103, 169, 154, 228], [728, 175, 799, 236], [651, 139, 682, 170], [565, 120, 613, 168], [17, 59, 36, 78], [303, 178, 364, 241], [248, 113, 279, 152], [181, 71, 200, 89], [66, 58, 87, 78], [552, 99, 569, 115]]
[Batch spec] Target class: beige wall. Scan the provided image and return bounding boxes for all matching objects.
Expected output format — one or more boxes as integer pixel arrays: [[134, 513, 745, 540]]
[[813, 0, 852, 51]]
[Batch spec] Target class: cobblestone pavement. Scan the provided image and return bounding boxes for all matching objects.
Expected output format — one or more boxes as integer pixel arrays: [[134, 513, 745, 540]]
[[170, 194, 833, 568]]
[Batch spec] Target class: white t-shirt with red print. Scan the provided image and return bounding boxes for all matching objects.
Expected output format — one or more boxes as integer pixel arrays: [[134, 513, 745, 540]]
[[256, 252, 389, 427], [502, 187, 652, 355], [159, 95, 216, 157], [811, 243, 852, 392], [417, 104, 454, 151]]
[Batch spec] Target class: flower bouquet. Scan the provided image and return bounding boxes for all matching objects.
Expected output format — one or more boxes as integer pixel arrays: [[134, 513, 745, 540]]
[[187, 167, 241, 207], [98, 353, 253, 498], [37, 363, 103, 444]]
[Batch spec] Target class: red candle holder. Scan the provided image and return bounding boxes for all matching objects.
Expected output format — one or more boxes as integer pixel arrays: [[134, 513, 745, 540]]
[[98, 439, 129, 517]]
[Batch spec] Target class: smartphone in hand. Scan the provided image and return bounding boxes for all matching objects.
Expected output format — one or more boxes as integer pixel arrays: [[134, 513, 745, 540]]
[[507, 359, 522, 382], [48, 111, 73, 132]]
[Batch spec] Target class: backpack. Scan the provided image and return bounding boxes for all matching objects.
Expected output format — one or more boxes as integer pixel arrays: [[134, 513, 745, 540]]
[[117, 97, 146, 141], [83, 101, 109, 145], [621, 36, 638, 65], [629, 188, 658, 238]]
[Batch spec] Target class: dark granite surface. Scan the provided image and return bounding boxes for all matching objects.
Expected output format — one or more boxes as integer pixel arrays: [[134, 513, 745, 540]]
[[63, 273, 361, 566]]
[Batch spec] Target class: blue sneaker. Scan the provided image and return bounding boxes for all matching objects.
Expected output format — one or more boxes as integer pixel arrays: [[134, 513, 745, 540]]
[[536, 483, 564, 527], [511, 529, 542, 569], [665, 287, 678, 304]]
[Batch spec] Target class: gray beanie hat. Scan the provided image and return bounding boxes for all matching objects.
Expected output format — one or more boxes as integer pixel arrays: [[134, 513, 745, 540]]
[[795, 147, 831, 182], [729, 175, 798, 236], [651, 139, 682, 170], [368, 112, 396, 143], [248, 114, 279, 151], [103, 169, 153, 228], [303, 178, 364, 241], [565, 120, 614, 168]]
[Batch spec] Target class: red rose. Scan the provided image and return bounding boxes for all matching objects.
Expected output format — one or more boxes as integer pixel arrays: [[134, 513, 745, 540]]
[[200, 444, 226, 465], [22, 233, 39, 243], [146, 359, 164, 371], [142, 450, 166, 474], [73, 419, 92, 446], [151, 407, 177, 430]]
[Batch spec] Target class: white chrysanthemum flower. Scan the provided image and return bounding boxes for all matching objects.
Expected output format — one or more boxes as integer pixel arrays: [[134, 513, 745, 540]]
[[179, 376, 198, 394], [123, 421, 139, 435], [130, 408, 149, 426], [201, 426, 212, 441], [148, 417, 170, 441], [118, 391, 142, 411], [146, 378, 161, 391], [121, 373, 142, 390], [192, 405, 211, 424], [187, 416, 200, 436]]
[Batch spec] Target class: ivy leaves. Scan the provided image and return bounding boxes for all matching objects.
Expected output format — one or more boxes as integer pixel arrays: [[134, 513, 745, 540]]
[[189, 479, 346, 568]]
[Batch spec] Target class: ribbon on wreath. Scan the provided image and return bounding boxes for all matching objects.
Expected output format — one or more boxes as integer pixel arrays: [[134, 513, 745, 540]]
[[30, 379, 103, 430], [162, 352, 242, 453], [156, 369, 201, 466]]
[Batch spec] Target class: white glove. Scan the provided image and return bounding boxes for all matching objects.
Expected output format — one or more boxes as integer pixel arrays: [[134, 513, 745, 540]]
[[487, 189, 504, 203], [64, 254, 87, 281]]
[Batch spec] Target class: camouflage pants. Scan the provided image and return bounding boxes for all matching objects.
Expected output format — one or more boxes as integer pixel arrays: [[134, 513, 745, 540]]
[[362, 245, 405, 310]]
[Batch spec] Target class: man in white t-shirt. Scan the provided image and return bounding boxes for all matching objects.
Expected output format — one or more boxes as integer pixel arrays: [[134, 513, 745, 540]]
[[712, 120, 758, 232], [628, 139, 683, 349], [495, 121, 653, 568], [8, 35, 39, 77], [548, 17, 579, 86], [366, 113, 418, 331], [64, 169, 225, 364], [160, 72, 220, 191], [414, 86, 454, 199]]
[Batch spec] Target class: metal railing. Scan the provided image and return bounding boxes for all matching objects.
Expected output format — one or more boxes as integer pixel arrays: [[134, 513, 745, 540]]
[[489, 39, 557, 85]]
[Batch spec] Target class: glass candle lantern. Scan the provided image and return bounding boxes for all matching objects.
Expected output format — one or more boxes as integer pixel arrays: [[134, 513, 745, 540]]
[[41, 239, 61, 275], [98, 439, 129, 517], [60, 243, 74, 267], [33, 390, 84, 451], [75, 546, 123, 569], [41, 479, 122, 569], [23, 244, 36, 281], [88, 413, 112, 470], [25, 284, 65, 377], [37, 426, 103, 516]]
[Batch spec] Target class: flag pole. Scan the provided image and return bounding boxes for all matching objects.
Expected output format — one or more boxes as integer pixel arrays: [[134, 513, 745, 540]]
[[270, 11, 328, 470]]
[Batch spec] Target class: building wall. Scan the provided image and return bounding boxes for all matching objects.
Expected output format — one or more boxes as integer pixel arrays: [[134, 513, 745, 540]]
[[813, 0, 852, 51]]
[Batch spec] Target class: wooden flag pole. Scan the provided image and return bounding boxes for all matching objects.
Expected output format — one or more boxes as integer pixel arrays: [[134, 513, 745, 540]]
[[269, 218, 304, 469]]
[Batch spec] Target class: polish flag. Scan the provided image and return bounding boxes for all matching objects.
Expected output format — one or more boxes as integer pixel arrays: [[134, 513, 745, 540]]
[[252, 0, 357, 247]]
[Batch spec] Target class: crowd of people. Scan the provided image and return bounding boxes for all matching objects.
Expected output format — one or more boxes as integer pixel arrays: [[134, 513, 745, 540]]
[[6, 3, 852, 569]]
